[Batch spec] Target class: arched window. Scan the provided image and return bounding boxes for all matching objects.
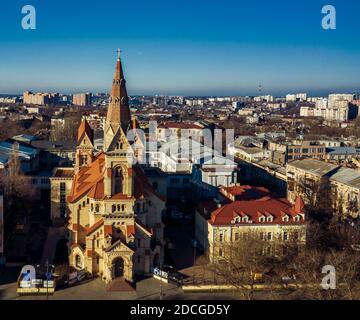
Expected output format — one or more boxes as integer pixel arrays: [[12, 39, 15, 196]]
[[75, 255, 82, 269], [114, 167, 123, 194]]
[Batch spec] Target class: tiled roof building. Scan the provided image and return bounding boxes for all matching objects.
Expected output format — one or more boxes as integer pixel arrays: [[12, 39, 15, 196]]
[[67, 52, 166, 283], [195, 185, 306, 262]]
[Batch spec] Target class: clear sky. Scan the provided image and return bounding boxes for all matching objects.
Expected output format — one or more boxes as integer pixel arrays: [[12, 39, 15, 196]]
[[0, 0, 360, 96]]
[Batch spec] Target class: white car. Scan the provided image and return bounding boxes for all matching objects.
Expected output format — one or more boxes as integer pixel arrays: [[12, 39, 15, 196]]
[[171, 210, 183, 219]]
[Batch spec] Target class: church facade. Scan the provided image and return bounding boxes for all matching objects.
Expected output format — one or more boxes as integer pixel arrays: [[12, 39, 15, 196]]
[[67, 52, 166, 283]]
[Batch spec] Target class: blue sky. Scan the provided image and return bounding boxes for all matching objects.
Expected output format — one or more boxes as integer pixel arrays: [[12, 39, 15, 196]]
[[0, 0, 360, 96]]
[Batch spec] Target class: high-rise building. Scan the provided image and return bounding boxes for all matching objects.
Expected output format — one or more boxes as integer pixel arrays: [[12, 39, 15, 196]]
[[72, 92, 92, 106], [65, 52, 165, 284], [23, 91, 59, 105]]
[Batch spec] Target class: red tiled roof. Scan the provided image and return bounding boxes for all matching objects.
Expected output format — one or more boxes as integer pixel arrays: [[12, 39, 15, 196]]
[[104, 225, 113, 236], [126, 225, 135, 237], [77, 119, 94, 144], [208, 196, 305, 226], [220, 185, 271, 201], [86, 219, 104, 236], [68, 153, 105, 203]]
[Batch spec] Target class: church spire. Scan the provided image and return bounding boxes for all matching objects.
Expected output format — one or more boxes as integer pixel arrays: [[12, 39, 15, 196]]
[[106, 49, 131, 133]]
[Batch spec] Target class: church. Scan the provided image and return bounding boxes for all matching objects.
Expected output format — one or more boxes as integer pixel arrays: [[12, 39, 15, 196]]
[[66, 51, 166, 283]]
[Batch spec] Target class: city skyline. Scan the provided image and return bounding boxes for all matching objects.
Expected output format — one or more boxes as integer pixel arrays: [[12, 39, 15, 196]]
[[1, 0, 360, 95]]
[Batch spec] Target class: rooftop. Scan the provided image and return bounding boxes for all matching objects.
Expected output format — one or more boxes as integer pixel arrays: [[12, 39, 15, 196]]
[[205, 196, 305, 226], [330, 167, 360, 189], [287, 158, 339, 176], [326, 147, 360, 155]]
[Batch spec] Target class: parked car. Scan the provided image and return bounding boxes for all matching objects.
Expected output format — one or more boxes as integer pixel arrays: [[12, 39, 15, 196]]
[[171, 210, 183, 219]]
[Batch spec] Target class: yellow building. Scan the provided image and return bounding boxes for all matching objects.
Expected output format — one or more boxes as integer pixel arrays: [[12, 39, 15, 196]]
[[66, 52, 166, 283], [195, 185, 306, 262]]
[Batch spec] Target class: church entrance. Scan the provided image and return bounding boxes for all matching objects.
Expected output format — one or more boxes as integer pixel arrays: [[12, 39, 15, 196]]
[[113, 257, 124, 278]]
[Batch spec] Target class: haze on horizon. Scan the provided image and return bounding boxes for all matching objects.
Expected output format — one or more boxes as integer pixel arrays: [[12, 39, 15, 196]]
[[1, 0, 360, 96]]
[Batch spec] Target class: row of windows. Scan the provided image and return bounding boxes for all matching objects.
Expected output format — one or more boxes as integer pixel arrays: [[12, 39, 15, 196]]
[[218, 245, 292, 257], [288, 148, 324, 154], [218, 231, 300, 242]]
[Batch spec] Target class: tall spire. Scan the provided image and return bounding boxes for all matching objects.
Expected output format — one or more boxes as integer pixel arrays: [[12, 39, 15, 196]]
[[105, 50, 131, 133]]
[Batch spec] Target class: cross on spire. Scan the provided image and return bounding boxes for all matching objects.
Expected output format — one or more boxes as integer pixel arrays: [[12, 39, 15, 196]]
[[117, 48, 121, 61]]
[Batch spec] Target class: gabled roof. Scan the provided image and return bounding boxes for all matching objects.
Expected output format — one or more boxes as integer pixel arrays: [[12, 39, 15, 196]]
[[104, 238, 134, 253], [77, 119, 94, 145], [68, 153, 105, 203], [86, 219, 104, 236]]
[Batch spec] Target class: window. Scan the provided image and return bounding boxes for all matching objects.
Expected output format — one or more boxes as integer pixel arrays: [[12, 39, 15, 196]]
[[234, 233, 239, 241], [97, 239, 99, 248], [95, 204, 100, 213], [267, 232, 272, 241], [294, 232, 299, 240], [219, 248, 223, 257], [112, 205, 116, 213], [283, 232, 288, 241], [259, 216, 265, 223], [219, 233, 223, 242], [80, 155, 88, 166], [114, 167, 123, 194], [266, 246, 272, 255], [260, 232, 265, 241], [283, 215, 289, 222], [60, 182, 66, 193], [60, 194, 66, 204], [75, 255, 82, 269], [267, 215, 273, 222]]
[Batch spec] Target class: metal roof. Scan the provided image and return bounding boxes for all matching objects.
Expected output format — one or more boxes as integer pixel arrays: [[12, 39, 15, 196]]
[[287, 158, 339, 176], [330, 167, 360, 189]]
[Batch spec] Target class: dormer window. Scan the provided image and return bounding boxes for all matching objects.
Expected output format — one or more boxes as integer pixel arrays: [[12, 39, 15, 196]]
[[294, 215, 302, 222], [283, 215, 290, 222], [259, 216, 266, 223], [235, 216, 241, 223], [242, 216, 248, 223], [267, 215, 273, 222]]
